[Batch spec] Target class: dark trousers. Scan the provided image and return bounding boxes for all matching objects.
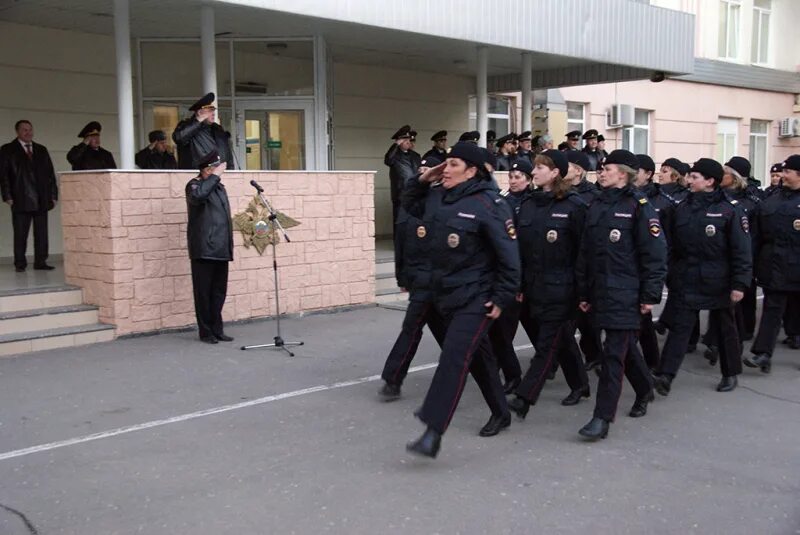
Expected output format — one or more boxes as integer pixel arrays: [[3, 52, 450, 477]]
[[417, 300, 508, 435], [576, 309, 602, 364], [488, 300, 522, 382], [659, 304, 742, 379], [515, 318, 588, 404], [190, 259, 229, 339], [381, 299, 446, 386], [751, 290, 800, 357], [12, 210, 48, 269], [639, 311, 660, 369], [704, 302, 746, 357], [741, 280, 758, 338], [391, 200, 400, 242], [593, 329, 652, 422], [786, 297, 800, 336]]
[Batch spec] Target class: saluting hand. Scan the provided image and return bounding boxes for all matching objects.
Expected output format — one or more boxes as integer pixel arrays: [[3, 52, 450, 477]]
[[730, 290, 744, 303], [579, 301, 591, 313], [419, 162, 445, 183], [211, 161, 227, 177], [640, 304, 653, 315], [484, 301, 502, 319]]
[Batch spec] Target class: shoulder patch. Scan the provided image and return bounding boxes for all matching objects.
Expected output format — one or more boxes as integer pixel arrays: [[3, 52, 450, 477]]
[[741, 215, 750, 233], [648, 218, 662, 238], [505, 219, 517, 240], [500, 189, 509, 197]]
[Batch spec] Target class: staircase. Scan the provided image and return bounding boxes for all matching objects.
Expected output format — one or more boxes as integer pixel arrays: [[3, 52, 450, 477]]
[[0, 285, 115, 357], [375, 245, 408, 311]]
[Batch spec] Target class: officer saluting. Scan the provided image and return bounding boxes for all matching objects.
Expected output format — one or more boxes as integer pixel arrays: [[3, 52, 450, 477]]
[[384, 125, 421, 235], [581, 129, 602, 171], [67, 122, 117, 170], [422, 131, 448, 163], [173, 92, 235, 170], [494, 133, 517, 171], [135, 130, 177, 170]]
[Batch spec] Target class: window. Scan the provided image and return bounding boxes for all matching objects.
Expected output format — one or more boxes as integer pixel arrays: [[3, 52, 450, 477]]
[[716, 117, 739, 163], [468, 95, 512, 137], [749, 119, 769, 185], [718, 0, 741, 60], [622, 109, 650, 154], [566, 102, 585, 135], [751, 0, 771, 64]]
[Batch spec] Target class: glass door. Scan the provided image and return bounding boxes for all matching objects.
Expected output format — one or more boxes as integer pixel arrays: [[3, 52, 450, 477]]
[[235, 100, 315, 170]]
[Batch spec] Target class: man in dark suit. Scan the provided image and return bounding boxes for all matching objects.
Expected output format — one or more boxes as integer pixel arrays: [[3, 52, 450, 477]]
[[383, 125, 421, 238], [136, 130, 178, 170], [67, 121, 117, 170], [0, 120, 58, 271], [173, 92, 235, 170]]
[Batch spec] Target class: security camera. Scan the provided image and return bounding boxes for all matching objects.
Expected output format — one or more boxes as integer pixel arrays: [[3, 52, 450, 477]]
[[650, 71, 666, 83]]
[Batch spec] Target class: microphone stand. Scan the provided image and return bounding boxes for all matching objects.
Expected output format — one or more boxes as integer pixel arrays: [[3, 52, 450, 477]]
[[241, 183, 304, 356]]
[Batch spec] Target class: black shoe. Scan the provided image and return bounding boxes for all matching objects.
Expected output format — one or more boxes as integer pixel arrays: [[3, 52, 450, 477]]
[[716, 375, 738, 392], [743, 353, 771, 374], [33, 264, 55, 270], [503, 376, 521, 395], [789, 336, 800, 350], [578, 417, 609, 440], [14, 266, 25, 272], [629, 390, 655, 418], [200, 336, 218, 344], [214, 333, 234, 342], [379, 382, 401, 401], [584, 360, 601, 373], [653, 374, 672, 396], [507, 396, 530, 419], [704, 346, 719, 366], [654, 321, 667, 335], [406, 428, 441, 458], [478, 413, 511, 437], [561, 385, 590, 406], [686, 344, 697, 354]]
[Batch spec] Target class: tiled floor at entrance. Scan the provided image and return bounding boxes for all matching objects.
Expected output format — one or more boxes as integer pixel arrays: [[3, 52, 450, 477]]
[[0, 261, 65, 293]]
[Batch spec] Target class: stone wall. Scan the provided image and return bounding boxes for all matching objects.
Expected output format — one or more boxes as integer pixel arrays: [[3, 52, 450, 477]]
[[60, 171, 375, 336]]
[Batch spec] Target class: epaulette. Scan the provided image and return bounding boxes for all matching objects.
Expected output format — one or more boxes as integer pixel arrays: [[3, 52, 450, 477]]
[[631, 190, 648, 204], [660, 190, 678, 205], [565, 191, 588, 207], [500, 189, 510, 197]]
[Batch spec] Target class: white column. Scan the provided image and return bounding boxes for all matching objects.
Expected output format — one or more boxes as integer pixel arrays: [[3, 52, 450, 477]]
[[521, 52, 532, 133], [201, 5, 218, 102], [476, 46, 488, 148], [113, 0, 135, 169], [313, 36, 329, 170]]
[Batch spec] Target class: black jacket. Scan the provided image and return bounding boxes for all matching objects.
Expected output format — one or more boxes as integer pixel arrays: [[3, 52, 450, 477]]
[[573, 179, 601, 205], [394, 185, 441, 302], [185, 174, 233, 261], [0, 140, 58, 212], [173, 119, 235, 170], [135, 147, 177, 170], [499, 189, 527, 222], [581, 146, 602, 171], [67, 144, 117, 171], [753, 186, 800, 292], [746, 177, 764, 200], [638, 182, 678, 246], [421, 147, 448, 164], [576, 185, 667, 330], [666, 189, 752, 310], [495, 153, 513, 171], [517, 190, 587, 321], [384, 144, 421, 204], [402, 175, 521, 315], [660, 182, 688, 203]]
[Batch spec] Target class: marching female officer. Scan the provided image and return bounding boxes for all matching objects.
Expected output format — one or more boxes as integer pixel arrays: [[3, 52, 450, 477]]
[[507, 150, 591, 419], [402, 142, 520, 458], [653, 158, 752, 395], [575, 150, 667, 440]]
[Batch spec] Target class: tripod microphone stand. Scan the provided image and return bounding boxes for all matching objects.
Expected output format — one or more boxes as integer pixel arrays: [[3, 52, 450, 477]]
[[241, 181, 304, 356]]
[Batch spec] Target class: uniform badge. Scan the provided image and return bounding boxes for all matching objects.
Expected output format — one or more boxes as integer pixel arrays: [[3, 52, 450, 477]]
[[705, 224, 716, 237], [648, 218, 661, 238], [609, 229, 621, 243], [546, 230, 558, 243], [416, 225, 427, 238], [741, 216, 749, 233], [447, 233, 460, 248], [504, 219, 517, 240], [638, 198, 648, 205], [794, 219, 800, 231]]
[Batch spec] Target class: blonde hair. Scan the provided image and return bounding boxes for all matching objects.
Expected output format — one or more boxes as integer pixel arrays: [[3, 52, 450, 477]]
[[723, 165, 748, 191], [616, 164, 638, 184]]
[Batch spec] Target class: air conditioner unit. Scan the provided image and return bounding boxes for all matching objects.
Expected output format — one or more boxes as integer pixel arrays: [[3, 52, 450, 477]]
[[778, 117, 799, 138], [606, 104, 635, 129]]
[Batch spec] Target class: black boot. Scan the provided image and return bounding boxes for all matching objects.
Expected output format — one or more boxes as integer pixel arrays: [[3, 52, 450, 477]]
[[507, 396, 530, 419], [406, 427, 441, 458], [704, 345, 719, 366], [478, 412, 511, 437], [654, 321, 667, 335], [790, 336, 800, 350], [379, 382, 401, 401], [503, 376, 521, 395], [743, 353, 771, 374], [561, 385, 590, 406], [653, 373, 672, 396], [578, 417, 609, 440], [628, 390, 655, 418], [716, 375, 738, 392]]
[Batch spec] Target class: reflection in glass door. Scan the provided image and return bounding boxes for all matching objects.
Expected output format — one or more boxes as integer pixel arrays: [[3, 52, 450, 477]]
[[243, 110, 306, 170]]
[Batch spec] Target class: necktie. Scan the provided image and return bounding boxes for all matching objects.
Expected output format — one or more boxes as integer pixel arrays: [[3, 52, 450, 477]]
[[24, 144, 32, 159]]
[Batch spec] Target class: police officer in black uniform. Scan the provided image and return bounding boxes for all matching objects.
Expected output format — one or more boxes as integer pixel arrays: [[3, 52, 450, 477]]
[[567, 151, 602, 206], [403, 142, 520, 458], [486, 130, 497, 153], [494, 133, 517, 171], [67, 122, 117, 170], [581, 129, 602, 171], [458, 131, 481, 144], [565, 130, 581, 151], [745, 155, 800, 372], [576, 149, 667, 440], [764, 162, 783, 197], [516, 131, 533, 164], [383, 125, 421, 236], [596, 134, 609, 160], [658, 158, 689, 202], [173, 92, 235, 170], [653, 158, 752, 395], [135, 130, 178, 170], [422, 131, 448, 163]]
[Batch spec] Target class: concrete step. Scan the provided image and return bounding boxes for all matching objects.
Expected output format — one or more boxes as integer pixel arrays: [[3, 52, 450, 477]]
[[377, 299, 409, 311], [0, 304, 99, 336], [0, 323, 115, 357], [375, 288, 407, 304], [375, 260, 395, 278], [0, 285, 83, 313], [376, 273, 401, 294]]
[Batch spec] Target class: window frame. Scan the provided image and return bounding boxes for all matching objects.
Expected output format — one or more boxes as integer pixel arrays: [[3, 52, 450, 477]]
[[566, 102, 585, 136], [718, 0, 742, 61], [750, 0, 771, 66], [716, 117, 739, 164], [748, 119, 770, 186], [621, 109, 650, 155]]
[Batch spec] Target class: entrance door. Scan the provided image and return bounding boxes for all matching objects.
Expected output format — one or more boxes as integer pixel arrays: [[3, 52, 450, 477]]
[[235, 100, 315, 170]]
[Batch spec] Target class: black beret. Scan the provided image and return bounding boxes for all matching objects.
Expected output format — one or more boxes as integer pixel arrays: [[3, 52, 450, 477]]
[[495, 133, 517, 147], [430, 130, 447, 142], [566, 150, 591, 171], [517, 131, 532, 142], [486, 130, 496, 141], [690, 158, 724, 183], [189, 92, 216, 112], [770, 162, 783, 173], [557, 142, 569, 151], [408, 130, 417, 142], [391, 124, 412, 140], [510, 158, 533, 177], [636, 154, 655, 173], [565, 130, 581, 140], [604, 149, 639, 170], [540, 149, 569, 178], [783, 155, 800, 172], [596, 134, 606, 142], [531, 135, 541, 146], [725, 156, 751, 178], [148, 130, 167, 143], [662, 157, 684, 172], [78, 121, 102, 138], [448, 142, 486, 169], [582, 129, 598, 140], [197, 149, 222, 170], [458, 131, 480, 143], [679, 162, 691, 176], [420, 153, 444, 167], [482, 148, 497, 170]]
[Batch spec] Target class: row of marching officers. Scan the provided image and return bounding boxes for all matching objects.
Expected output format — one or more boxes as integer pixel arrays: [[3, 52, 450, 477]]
[[378, 139, 800, 458]]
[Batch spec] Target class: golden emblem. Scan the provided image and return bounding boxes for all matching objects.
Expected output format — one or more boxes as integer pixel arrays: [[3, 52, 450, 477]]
[[447, 233, 460, 248], [794, 219, 800, 231], [546, 230, 558, 243], [232, 195, 301, 254], [705, 224, 716, 237], [609, 229, 621, 243], [416, 225, 427, 238]]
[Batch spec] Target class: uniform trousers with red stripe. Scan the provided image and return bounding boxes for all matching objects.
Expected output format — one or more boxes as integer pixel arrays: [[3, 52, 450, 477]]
[[381, 298, 446, 386], [594, 329, 653, 422], [416, 298, 508, 435]]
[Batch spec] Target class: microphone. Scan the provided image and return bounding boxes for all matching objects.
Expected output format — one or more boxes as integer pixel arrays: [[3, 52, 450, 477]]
[[249, 179, 264, 193]]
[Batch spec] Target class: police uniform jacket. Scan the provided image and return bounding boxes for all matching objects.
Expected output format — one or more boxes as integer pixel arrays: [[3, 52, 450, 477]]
[[725, 186, 761, 252], [746, 178, 764, 200], [581, 147, 601, 172], [384, 144, 421, 204], [394, 202, 436, 302], [576, 185, 667, 330], [574, 179, 601, 205], [500, 189, 527, 221], [185, 174, 233, 261], [753, 186, 800, 292], [421, 147, 448, 163], [495, 154, 513, 172], [660, 182, 688, 202], [666, 189, 752, 310], [515, 149, 533, 165], [402, 175, 521, 315], [66, 144, 117, 171], [639, 181, 679, 246], [135, 147, 178, 170], [173, 119, 235, 170], [764, 184, 780, 198], [0, 140, 58, 212], [517, 190, 587, 321]]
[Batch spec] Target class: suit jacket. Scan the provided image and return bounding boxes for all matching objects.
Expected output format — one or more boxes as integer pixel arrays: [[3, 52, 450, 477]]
[[0, 139, 58, 213]]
